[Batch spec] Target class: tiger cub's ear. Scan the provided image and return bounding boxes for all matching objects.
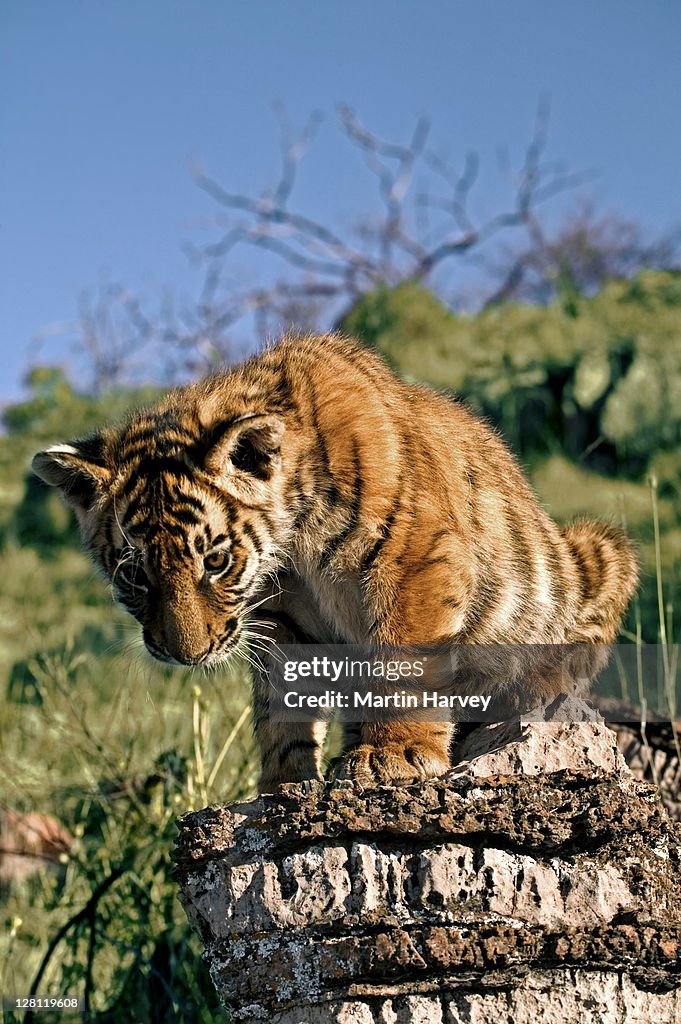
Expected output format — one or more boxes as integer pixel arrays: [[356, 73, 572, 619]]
[[203, 414, 285, 482], [32, 435, 112, 519]]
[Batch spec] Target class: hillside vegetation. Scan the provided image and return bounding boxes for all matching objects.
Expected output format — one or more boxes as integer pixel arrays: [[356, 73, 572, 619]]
[[1, 272, 680, 1019]]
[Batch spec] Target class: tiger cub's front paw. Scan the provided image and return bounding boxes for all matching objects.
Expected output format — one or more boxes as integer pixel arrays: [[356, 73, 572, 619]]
[[335, 742, 450, 788]]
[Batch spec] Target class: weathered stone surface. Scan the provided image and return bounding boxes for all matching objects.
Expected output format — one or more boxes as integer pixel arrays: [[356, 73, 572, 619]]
[[450, 695, 631, 779], [174, 703, 681, 1023], [609, 719, 681, 822], [262, 973, 681, 1024]]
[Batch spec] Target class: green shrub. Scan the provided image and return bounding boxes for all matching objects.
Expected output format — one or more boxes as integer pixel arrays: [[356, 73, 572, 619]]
[[341, 270, 681, 476]]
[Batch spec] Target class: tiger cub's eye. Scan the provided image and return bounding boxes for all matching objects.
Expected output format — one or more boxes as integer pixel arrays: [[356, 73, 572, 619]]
[[203, 549, 232, 576]]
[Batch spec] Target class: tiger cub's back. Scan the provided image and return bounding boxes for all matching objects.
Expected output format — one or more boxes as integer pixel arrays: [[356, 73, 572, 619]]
[[271, 334, 638, 652]]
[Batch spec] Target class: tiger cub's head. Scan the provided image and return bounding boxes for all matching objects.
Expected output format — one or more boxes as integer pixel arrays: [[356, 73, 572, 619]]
[[32, 408, 288, 666]]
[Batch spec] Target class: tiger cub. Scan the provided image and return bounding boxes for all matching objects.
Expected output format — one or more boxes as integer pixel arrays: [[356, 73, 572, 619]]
[[33, 333, 638, 790]]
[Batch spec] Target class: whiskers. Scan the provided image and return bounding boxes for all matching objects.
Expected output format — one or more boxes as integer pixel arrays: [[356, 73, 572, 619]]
[[100, 624, 147, 669], [241, 588, 286, 618], [238, 618, 284, 690], [110, 545, 136, 594], [112, 494, 135, 550]]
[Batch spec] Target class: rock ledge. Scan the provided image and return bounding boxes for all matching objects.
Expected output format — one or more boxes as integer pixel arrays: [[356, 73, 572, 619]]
[[175, 705, 681, 1024]]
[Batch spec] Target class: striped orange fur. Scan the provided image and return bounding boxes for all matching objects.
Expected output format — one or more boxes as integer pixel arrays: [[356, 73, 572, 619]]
[[33, 333, 638, 790]]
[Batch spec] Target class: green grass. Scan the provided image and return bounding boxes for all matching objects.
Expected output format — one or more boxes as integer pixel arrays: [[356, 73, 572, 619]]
[[0, 529, 256, 1022]]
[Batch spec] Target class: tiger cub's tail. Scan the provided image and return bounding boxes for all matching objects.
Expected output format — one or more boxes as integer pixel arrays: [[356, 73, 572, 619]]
[[563, 519, 639, 645]]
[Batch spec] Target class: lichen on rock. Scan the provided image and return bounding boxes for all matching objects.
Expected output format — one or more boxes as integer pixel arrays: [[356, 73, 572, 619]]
[[174, 699, 681, 1023]]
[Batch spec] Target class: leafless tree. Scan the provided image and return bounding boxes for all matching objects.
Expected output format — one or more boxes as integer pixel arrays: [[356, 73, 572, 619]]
[[186, 98, 584, 344], [32, 281, 157, 395], [77, 282, 157, 393], [485, 202, 680, 306], [40, 101, 670, 390]]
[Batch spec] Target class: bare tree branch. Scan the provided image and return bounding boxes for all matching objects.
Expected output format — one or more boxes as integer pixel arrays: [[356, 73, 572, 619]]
[[188, 100, 587, 319], [46, 101, 658, 389], [483, 201, 681, 307]]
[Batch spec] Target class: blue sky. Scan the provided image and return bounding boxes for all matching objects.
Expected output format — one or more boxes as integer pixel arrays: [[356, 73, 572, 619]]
[[1, 0, 680, 400]]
